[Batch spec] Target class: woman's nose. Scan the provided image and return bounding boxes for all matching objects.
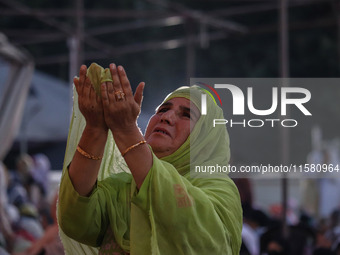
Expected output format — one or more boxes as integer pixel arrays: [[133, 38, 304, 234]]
[[161, 110, 176, 125]]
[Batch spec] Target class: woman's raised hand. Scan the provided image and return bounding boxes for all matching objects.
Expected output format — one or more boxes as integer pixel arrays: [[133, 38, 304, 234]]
[[74, 65, 108, 132], [100, 64, 145, 134]]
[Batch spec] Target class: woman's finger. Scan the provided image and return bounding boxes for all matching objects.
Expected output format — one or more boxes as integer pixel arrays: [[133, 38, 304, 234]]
[[78, 65, 87, 95], [109, 63, 122, 93], [134, 82, 145, 107], [96, 93, 102, 106], [89, 83, 97, 102], [83, 76, 92, 99], [117, 66, 133, 98], [101, 83, 109, 108], [106, 81, 116, 102]]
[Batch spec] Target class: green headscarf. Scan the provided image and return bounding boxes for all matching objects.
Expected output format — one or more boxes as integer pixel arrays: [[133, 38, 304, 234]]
[[58, 68, 242, 255], [160, 86, 230, 178]]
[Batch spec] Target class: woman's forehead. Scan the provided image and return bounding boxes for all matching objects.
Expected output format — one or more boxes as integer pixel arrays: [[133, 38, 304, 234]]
[[162, 97, 198, 110], [164, 97, 190, 106], [164, 98, 200, 114]]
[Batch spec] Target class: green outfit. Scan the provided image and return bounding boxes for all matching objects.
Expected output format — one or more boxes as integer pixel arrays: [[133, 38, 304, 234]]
[[57, 80, 243, 255]]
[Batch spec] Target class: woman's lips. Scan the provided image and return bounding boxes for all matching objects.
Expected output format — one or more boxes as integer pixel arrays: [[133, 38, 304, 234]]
[[153, 127, 171, 137]]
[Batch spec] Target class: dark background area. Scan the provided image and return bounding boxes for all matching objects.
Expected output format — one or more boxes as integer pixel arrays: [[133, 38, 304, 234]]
[[2, 0, 340, 80], [1, 0, 340, 169]]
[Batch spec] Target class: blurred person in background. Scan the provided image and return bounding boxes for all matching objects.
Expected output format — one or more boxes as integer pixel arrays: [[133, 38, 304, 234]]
[[10, 153, 50, 212], [4, 155, 45, 253], [30, 154, 50, 208], [311, 209, 340, 255], [7, 154, 32, 208], [13, 191, 64, 255], [31, 154, 53, 228], [0, 161, 15, 254]]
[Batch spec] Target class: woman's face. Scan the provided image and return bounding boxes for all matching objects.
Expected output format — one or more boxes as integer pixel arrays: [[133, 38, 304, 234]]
[[144, 97, 200, 158]]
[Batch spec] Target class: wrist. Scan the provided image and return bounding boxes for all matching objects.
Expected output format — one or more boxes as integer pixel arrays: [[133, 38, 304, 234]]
[[77, 125, 108, 160], [112, 125, 144, 146], [83, 125, 108, 138], [110, 123, 140, 137]]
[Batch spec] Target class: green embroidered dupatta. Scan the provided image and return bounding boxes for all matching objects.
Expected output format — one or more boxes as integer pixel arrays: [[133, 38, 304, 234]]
[[57, 65, 242, 255]]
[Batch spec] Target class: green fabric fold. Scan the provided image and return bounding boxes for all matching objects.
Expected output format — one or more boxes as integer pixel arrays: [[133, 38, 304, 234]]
[[86, 62, 113, 96]]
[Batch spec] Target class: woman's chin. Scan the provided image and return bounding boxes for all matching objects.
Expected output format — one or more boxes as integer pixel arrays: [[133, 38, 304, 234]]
[[148, 142, 172, 158], [147, 134, 170, 145]]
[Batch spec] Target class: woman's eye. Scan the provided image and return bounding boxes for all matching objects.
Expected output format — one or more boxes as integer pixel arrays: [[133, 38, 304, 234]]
[[158, 108, 168, 113], [183, 112, 191, 119]]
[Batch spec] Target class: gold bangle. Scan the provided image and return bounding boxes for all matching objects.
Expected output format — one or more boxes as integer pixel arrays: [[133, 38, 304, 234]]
[[122, 140, 146, 157], [76, 145, 103, 160]]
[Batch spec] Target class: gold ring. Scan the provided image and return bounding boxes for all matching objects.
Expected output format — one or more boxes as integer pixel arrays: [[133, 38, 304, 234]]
[[114, 90, 125, 101]]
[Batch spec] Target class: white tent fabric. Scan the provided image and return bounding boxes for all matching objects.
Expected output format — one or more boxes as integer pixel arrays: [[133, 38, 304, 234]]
[[15, 70, 71, 143], [0, 32, 151, 161], [0, 33, 34, 160]]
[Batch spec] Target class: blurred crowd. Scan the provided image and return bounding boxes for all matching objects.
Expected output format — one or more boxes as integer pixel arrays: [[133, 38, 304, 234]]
[[0, 153, 63, 255], [235, 178, 340, 255], [1, 153, 340, 255]]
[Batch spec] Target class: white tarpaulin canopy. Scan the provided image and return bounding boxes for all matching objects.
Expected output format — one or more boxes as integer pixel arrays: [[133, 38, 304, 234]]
[[0, 33, 34, 160], [15, 70, 71, 143], [0, 33, 72, 161]]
